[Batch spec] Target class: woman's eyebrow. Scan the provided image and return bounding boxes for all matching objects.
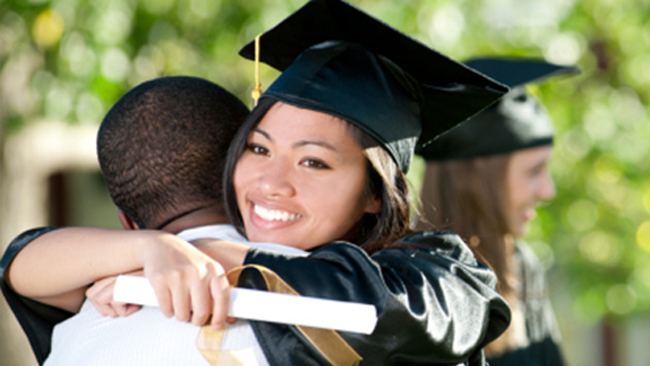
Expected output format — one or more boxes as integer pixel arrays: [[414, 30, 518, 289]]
[[293, 140, 338, 152], [532, 158, 549, 170], [253, 128, 338, 152], [252, 128, 271, 141]]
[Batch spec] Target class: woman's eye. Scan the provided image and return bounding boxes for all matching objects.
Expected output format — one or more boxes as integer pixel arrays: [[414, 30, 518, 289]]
[[246, 143, 269, 156], [529, 165, 545, 178], [301, 159, 330, 169]]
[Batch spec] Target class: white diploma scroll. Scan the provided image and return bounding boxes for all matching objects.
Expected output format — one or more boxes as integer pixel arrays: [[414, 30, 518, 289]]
[[113, 274, 377, 334]]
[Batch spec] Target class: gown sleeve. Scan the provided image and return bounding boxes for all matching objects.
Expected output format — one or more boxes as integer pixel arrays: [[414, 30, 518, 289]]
[[240, 230, 512, 366], [0, 227, 74, 365]]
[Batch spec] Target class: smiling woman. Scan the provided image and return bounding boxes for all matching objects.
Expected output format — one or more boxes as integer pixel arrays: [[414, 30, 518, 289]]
[[505, 146, 556, 237], [232, 102, 381, 251], [207, 0, 514, 360]]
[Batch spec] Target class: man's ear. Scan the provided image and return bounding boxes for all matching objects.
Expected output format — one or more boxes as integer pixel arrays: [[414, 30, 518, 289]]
[[117, 209, 140, 230], [364, 194, 382, 214]]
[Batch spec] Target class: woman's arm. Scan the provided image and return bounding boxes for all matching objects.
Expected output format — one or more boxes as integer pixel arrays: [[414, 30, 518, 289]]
[[81, 239, 249, 320], [6, 228, 143, 312], [4, 227, 230, 326]]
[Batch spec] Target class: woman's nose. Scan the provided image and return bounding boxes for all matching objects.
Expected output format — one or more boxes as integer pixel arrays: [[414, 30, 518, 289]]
[[538, 172, 556, 201], [257, 159, 296, 198]]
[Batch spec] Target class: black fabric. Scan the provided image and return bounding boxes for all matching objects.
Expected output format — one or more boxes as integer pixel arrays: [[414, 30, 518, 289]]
[[260, 41, 422, 173], [464, 58, 578, 90], [487, 336, 564, 366], [418, 58, 578, 161], [239, 0, 509, 172], [249, 320, 332, 366], [243, 231, 511, 365], [486, 243, 565, 366], [0, 227, 73, 365]]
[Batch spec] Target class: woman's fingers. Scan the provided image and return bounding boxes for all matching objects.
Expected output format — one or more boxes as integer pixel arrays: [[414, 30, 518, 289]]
[[123, 303, 142, 316], [86, 277, 118, 317], [152, 279, 174, 318], [189, 277, 213, 326], [170, 279, 191, 322], [112, 300, 139, 317], [140, 234, 233, 325], [210, 274, 231, 329], [90, 289, 119, 317], [186, 263, 229, 326], [86, 276, 142, 317], [90, 269, 231, 325], [85, 278, 110, 315]]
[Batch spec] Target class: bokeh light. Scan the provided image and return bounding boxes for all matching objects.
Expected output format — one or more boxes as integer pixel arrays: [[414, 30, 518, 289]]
[[636, 220, 650, 252], [32, 9, 65, 48]]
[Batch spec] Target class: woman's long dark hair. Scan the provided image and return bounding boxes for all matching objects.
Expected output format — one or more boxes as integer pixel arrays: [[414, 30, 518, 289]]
[[415, 155, 518, 356], [223, 97, 411, 254]]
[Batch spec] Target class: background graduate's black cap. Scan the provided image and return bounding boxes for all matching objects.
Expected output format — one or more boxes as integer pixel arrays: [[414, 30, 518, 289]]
[[417, 57, 580, 161], [239, 0, 508, 172]]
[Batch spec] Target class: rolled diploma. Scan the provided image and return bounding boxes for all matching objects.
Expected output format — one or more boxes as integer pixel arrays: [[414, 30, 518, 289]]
[[113, 274, 377, 335]]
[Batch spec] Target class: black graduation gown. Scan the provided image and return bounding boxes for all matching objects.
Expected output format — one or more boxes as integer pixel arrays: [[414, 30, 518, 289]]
[[0, 227, 74, 365], [486, 243, 565, 366], [239, 231, 511, 365], [1, 228, 510, 366]]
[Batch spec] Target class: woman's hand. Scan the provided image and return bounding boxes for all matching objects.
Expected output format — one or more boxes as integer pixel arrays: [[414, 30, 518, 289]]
[[139, 232, 231, 328], [85, 275, 141, 317]]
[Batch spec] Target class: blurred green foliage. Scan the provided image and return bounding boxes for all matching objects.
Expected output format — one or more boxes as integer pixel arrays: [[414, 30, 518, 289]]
[[1, 0, 649, 326]]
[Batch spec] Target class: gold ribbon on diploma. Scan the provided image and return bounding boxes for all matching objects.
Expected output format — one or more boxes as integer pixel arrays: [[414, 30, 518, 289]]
[[197, 265, 362, 366]]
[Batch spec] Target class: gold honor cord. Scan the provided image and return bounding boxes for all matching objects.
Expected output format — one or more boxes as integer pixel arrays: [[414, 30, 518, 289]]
[[197, 265, 362, 366], [251, 34, 263, 107]]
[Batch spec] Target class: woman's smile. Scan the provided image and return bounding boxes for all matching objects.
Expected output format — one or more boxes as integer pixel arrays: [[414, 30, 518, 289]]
[[252, 203, 302, 223]]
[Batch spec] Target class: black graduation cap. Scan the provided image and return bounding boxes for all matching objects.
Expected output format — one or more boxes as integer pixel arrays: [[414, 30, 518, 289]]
[[239, 0, 508, 172], [417, 57, 580, 161]]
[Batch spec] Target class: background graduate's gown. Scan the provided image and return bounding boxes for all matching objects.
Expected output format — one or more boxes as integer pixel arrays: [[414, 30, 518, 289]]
[[1, 228, 511, 366], [486, 243, 565, 366]]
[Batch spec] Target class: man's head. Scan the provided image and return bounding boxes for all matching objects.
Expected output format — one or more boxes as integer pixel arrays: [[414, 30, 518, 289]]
[[97, 76, 249, 229]]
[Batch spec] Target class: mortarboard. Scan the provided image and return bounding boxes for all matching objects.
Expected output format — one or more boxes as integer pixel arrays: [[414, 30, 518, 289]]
[[417, 57, 579, 161], [239, 0, 509, 172]]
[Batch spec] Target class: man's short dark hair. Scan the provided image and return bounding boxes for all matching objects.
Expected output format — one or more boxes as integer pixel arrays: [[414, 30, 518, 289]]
[[97, 76, 249, 229]]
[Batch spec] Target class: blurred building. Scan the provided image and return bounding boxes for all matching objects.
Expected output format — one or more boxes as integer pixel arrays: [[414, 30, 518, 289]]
[[0, 121, 120, 366]]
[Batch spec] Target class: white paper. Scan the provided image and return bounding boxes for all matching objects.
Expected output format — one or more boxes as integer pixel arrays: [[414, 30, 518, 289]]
[[113, 274, 377, 334]]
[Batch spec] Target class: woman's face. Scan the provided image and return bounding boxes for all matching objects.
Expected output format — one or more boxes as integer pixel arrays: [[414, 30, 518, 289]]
[[233, 102, 381, 250], [504, 145, 555, 237]]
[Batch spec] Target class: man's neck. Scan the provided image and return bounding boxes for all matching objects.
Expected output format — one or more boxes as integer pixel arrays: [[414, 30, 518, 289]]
[[157, 205, 231, 234]]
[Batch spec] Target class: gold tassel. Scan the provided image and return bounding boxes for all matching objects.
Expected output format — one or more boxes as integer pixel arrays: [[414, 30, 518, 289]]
[[251, 34, 263, 106]]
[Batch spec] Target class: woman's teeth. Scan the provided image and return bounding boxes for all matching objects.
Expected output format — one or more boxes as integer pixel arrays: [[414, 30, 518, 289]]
[[254, 205, 302, 222]]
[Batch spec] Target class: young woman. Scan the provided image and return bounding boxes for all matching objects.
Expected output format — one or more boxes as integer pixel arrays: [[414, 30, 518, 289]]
[[2, 1, 512, 365], [193, 28, 513, 362], [416, 57, 578, 366]]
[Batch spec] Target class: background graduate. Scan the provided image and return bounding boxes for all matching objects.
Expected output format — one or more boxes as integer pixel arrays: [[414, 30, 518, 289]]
[[416, 57, 578, 366]]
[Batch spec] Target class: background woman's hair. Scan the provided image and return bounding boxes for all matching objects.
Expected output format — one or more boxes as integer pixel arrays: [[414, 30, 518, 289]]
[[223, 97, 411, 253], [416, 154, 520, 356]]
